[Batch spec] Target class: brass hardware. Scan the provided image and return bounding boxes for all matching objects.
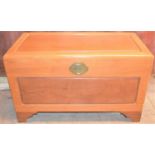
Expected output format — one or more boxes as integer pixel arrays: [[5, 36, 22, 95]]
[[69, 63, 88, 75]]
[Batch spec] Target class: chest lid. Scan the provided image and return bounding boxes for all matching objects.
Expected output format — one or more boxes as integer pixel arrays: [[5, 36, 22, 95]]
[[5, 32, 153, 57]]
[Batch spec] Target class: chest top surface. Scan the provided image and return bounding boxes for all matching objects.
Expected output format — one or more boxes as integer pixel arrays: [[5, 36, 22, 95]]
[[5, 32, 153, 58]]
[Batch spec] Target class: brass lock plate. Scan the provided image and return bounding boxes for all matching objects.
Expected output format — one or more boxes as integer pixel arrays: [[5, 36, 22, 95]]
[[69, 63, 88, 75]]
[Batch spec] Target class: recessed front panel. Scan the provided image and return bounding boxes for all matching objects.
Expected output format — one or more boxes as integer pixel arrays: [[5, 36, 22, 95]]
[[18, 77, 139, 104]]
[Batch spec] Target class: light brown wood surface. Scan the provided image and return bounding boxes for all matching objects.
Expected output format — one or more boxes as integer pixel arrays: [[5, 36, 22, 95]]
[[3, 32, 154, 122], [18, 77, 139, 104]]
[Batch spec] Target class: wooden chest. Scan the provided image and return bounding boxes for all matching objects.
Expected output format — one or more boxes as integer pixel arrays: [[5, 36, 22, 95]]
[[3, 32, 154, 122]]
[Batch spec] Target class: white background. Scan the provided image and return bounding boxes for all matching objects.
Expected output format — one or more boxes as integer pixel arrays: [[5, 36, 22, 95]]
[[0, 0, 155, 30], [0, 125, 155, 155], [0, 0, 155, 155]]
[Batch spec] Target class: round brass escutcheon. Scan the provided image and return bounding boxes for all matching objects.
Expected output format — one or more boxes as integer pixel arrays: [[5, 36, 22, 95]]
[[69, 63, 88, 75]]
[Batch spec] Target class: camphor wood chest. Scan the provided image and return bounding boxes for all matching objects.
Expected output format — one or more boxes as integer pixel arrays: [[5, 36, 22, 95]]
[[3, 32, 154, 122]]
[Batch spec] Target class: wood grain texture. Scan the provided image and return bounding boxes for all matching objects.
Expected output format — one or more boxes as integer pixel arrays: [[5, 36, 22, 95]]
[[1, 31, 155, 76], [18, 77, 139, 104], [3, 32, 154, 122], [17, 32, 140, 51]]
